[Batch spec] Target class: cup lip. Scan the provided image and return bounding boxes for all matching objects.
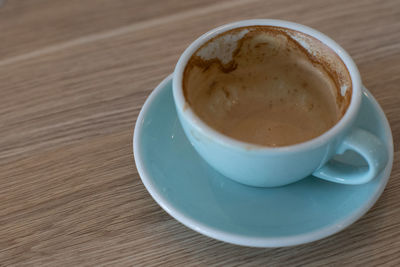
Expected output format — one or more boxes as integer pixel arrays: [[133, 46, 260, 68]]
[[173, 19, 362, 153]]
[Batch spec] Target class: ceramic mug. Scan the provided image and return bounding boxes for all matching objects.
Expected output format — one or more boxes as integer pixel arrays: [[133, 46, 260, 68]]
[[172, 19, 388, 187]]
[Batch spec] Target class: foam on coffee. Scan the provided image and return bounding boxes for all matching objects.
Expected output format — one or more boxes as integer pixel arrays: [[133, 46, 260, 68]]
[[183, 26, 352, 147]]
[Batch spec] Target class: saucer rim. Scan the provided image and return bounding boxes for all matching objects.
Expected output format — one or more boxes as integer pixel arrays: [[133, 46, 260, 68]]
[[133, 74, 394, 247]]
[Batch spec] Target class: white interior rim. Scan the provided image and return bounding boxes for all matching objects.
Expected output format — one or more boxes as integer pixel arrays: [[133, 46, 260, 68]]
[[173, 19, 362, 153]]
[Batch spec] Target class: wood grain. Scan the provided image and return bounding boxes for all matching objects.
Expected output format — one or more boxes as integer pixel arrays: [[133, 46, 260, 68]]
[[0, 0, 232, 60], [0, 0, 399, 265]]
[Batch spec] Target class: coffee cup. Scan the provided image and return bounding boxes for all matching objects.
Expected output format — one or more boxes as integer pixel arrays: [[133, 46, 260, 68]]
[[173, 19, 388, 187]]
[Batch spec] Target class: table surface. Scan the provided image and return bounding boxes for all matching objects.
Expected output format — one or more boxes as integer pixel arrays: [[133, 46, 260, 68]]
[[1, 0, 399, 265]]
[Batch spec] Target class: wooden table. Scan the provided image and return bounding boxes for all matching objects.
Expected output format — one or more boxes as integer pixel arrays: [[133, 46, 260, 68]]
[[1, 0, 399, 265]]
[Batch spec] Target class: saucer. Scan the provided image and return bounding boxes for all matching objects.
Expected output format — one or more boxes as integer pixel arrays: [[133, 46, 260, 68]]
[[133, 74, 393, 247]]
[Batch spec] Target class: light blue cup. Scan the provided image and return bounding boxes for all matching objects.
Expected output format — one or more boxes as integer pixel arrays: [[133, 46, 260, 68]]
[[173, 20, 387, 187]]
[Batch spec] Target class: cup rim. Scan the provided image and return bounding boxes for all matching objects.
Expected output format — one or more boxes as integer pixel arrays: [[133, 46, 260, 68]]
[[173, 19, 362, 153]]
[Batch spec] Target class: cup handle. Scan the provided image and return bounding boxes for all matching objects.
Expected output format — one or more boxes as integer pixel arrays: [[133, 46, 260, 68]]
[[312, 128, 388, 185]]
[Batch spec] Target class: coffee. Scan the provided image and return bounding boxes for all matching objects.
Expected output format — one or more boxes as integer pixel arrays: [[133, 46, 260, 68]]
[[183, 26, 351, 147]]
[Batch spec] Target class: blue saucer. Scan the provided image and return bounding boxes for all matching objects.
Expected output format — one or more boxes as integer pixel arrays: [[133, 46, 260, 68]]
[[133, 74, 393, 247]]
